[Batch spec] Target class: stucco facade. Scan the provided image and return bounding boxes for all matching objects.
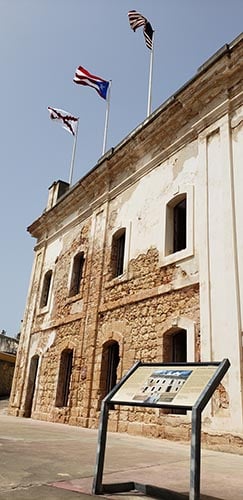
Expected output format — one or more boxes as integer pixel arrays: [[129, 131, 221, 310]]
[[9, 34, 243, 450]]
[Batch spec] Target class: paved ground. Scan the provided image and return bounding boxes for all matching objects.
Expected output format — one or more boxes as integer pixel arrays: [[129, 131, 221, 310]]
[[0, 397, 243, 500]]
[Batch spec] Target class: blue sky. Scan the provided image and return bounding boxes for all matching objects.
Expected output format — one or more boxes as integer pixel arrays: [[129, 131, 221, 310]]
[[1, 0, 242, 337]]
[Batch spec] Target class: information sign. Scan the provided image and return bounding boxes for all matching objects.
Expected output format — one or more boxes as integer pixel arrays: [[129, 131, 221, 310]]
[[93, 359, 230, 500], [111, 364, 218, 408]]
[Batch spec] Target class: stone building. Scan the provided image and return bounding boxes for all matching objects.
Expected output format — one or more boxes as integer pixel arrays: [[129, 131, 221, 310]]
[[9, 34, 243, 448], [0, 333, 19, 397]]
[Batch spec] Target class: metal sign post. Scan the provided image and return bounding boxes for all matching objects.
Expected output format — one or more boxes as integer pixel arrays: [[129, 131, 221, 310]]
[[92, 359, 230, 500]]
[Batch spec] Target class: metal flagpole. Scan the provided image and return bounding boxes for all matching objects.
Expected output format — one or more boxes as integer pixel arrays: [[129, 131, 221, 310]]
[[68, 119, 79, 186], [102, 80, 112, 156], [147, 32, 155, 117]]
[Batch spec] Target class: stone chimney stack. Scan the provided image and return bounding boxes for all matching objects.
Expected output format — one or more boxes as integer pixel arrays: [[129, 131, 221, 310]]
[[46, 180, 70, 210]]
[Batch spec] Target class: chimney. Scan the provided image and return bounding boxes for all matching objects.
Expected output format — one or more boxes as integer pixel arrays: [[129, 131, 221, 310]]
[[46, 180, 70, 210]]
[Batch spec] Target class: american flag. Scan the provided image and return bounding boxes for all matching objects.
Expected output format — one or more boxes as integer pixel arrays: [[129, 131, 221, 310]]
[[47, 107, 78, 136], [128, 10, 154, 50], [73, 66, 109, 100]]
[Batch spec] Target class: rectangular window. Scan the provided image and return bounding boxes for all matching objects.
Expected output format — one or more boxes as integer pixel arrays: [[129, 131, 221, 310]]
[[69, 252, 85, 297], [40, 270, 52, 308], [116, 233, 125, 277], [173, 198, 186, 253], [111, 229, 126, 278], [55, 349, 73, 407], [172, 330, 187, 415], [99, 341, 120, 410], [162, 185, 194, 266], [165, 194, 187, 256]]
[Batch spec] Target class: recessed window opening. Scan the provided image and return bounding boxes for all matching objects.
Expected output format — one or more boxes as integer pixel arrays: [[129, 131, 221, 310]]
[[111, 229, 126, 278], [163, 328, 187, 363], [40, 270, 52, 308], [99, 341, 120, 407], [106, 342, 120, 394], [24, 355, 39, 418], [172, 329, 187, 362], [55, 349, 73, 407], [173, 197, 186, 253], [163, 328, 187, 415], [165, 194, 187, 256], [69, 252, 85, 297]]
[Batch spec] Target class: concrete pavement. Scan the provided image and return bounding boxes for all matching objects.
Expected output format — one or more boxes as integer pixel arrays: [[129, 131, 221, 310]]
[[0, 398, 243, 500]]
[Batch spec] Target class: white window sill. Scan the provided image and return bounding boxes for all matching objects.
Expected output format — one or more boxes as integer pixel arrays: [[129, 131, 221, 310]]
[[160, 247, 193, 267]]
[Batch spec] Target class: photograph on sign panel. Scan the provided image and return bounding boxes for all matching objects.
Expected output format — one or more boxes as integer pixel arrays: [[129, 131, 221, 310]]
[[132, 369, 192, 404], [111, 364, 218, 407]]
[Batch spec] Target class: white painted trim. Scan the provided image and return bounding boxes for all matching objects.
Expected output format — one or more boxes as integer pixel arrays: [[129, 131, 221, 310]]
[[160, 184, 194, 267]]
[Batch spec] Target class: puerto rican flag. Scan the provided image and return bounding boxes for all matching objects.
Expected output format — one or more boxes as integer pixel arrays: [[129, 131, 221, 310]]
[[73, 66, 109, 100]]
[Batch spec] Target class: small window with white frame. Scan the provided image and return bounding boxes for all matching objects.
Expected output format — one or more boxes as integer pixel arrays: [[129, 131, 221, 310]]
[[166, 193, 187, 255], [111, 228, 126, 278], [162, 185, 194, 266], [40, 270, 53, 308]]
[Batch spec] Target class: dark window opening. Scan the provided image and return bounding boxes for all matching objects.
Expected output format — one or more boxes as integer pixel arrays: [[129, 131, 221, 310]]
[[111, 229, 125, 278], [106, 342, 120, 394], [40, 270, 52, 308], [173, 197, 186, 253], [99, 341, 120, 408], [172, 329, 187, 363], [163, 328, 187, 415], [172, 329, 187, 414], [69, 252, 85, 297], [163, 328, 187, 364], [165, 194, 187, 256], [24, 355, 39, 418], [55, 349, 73, 407]]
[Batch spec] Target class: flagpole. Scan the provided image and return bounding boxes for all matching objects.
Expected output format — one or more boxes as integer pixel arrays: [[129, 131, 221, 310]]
[[68, 119, 79, 186], [102, 80, 112, 156], [147, 31, 155, 117]]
